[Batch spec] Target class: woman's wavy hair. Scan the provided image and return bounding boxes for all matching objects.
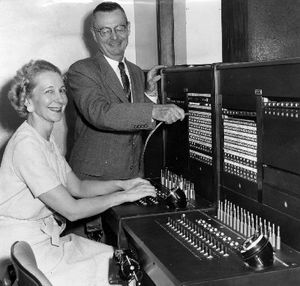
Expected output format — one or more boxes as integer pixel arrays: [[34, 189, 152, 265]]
[[8, 60, 61, 118]]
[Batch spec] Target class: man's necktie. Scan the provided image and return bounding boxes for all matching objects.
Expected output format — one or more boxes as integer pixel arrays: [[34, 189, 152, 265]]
[[118, 62, 131, 102]]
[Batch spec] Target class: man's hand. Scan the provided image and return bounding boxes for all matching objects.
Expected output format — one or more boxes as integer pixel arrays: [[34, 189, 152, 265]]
[[145, 65, 166, 95], [152, 104, 186, 124]]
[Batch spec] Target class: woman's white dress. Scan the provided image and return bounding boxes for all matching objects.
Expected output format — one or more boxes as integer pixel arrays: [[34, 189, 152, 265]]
[[0, 121, 113, 286]]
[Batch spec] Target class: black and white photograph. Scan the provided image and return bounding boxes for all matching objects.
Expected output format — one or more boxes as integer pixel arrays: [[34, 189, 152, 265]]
[[0, 0, 299, 285]]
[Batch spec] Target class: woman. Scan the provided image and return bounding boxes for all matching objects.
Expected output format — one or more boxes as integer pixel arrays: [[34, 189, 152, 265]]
[[0, 60, 156, 285]]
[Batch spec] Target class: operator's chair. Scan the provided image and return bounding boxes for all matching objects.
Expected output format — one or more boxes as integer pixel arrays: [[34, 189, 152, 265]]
[[10, 241, 52, 286]]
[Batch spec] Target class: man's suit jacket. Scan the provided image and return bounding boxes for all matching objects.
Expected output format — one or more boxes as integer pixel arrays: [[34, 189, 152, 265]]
[[67, 52, 155, 180]]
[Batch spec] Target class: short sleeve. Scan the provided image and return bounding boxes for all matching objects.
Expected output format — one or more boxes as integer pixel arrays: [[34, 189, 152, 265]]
[[51, 139, 72, 179], [59, 154, 72, 176], [13, 138, 62, 197]]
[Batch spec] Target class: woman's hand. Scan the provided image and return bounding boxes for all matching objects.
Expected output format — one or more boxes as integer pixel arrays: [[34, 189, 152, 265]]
[[122, 178, 156, 202], [121, 177, 152, 191]]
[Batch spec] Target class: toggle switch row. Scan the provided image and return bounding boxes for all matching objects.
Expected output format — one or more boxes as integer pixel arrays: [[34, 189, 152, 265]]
[[218, 200, 281, 250], [166, 214, 241, 259], [161, 168, 195, 201]]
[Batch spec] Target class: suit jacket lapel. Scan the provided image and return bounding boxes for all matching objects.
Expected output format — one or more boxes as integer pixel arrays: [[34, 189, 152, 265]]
[[95, 52, 129, 103]]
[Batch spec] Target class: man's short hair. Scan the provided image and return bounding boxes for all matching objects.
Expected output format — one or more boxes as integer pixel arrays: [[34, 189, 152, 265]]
[[93, 1, 126, 16]]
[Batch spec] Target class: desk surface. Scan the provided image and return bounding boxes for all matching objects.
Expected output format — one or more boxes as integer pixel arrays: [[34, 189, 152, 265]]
[[122, 210, 300, 286]]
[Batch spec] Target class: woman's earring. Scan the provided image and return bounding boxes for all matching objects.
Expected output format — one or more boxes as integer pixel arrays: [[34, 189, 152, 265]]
[[25, 98, 33, 113], [26, 104, 34, 113]]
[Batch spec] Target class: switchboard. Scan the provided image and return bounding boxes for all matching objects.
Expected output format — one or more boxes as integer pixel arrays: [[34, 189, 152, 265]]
[[104, 59, 300, 286], [122, 210, 300, 286]]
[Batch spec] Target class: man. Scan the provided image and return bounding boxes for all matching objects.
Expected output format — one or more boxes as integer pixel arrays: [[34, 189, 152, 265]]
[[67, 1, 185, 181]]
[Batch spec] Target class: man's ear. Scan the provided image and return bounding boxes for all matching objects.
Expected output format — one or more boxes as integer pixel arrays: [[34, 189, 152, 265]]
[[127, 21, 131, 35], [91, 28, 97, 42]]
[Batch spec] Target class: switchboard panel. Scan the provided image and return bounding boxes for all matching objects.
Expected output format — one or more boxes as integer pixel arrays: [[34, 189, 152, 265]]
[[216, 59, 300, 251], [217, 64, 260, 201], [161, 65, 217, 202]]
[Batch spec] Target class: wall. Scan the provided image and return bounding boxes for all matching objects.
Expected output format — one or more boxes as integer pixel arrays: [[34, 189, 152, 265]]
[[222, 0, 300, 62], [175, 0, 222, 65], [134, 0, 157, 69], [248, 0, 300, 61]]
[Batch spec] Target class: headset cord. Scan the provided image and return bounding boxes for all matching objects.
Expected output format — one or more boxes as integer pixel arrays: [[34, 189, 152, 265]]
[[139, 121, 164, 171], [139, 113, 189, 173]]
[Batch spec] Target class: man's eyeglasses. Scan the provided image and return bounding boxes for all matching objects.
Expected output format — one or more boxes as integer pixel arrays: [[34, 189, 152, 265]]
[[93, 23, 129, 38]]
